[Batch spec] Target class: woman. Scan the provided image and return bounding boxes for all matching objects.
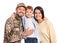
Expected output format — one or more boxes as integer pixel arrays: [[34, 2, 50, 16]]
[[34, 6, 56, 43]]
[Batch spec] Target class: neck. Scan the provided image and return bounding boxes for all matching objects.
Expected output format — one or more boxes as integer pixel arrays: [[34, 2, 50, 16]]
[[38, 19, 43, 23]]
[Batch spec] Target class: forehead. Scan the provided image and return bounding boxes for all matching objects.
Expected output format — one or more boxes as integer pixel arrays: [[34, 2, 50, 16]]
[[35, 9, 41, 12], [26, 9, 32, 11], [26, 9, 33, 13], [17, 6, 26, 10]]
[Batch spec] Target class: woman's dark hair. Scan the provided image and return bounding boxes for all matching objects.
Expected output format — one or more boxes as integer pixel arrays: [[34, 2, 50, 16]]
[[34, 6, 44, 19]]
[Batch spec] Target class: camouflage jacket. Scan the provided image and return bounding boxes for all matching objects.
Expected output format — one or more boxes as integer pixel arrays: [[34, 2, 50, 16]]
[[3, 14, 26, 43]]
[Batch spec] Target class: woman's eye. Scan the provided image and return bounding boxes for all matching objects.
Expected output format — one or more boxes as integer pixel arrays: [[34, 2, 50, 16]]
[[35, 12, 37, 14]]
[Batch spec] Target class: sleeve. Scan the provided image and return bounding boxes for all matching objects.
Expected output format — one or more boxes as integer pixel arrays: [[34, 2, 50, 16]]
[[3, 18, 13, 43], [47, 20, 57, 43]]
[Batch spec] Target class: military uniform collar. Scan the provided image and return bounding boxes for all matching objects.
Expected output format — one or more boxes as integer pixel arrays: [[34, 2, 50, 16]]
[[15, 14, 22, 21]]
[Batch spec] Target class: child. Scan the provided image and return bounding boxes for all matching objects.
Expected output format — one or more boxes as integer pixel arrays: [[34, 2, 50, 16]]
[[24, 6, 41, 43]]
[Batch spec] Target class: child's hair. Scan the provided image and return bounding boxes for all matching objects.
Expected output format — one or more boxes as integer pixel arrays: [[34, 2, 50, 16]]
[[26, 6, 33, 11]]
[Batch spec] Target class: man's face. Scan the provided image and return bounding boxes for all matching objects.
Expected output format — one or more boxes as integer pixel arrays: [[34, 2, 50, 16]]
[[16, 7, 25, 17]]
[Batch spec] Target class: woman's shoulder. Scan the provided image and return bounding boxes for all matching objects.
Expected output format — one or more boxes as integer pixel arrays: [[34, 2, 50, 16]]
[[44, 20, 53, 25]]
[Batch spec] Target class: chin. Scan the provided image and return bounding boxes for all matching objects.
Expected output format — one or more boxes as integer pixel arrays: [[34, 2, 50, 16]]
[[36, 17, 40, 19], [19, 14, 24, 16], [20, 15, 23, 17], [37, 18, 41, 20]]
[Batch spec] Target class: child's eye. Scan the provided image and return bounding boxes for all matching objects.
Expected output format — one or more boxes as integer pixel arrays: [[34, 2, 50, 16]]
[[30, 12, 32, 13], [30, 11, 33, 13]]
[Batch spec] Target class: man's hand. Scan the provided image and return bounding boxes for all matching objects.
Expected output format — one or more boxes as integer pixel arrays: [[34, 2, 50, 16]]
[[23, 29, 34, 36], [44, 17, 48, 21]]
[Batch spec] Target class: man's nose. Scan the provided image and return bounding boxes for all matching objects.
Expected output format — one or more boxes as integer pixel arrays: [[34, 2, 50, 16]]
[[19, 10, 23, 13]]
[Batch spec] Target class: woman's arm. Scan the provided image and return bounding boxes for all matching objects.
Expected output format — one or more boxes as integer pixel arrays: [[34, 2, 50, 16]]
[[47, 20, 57, 43]]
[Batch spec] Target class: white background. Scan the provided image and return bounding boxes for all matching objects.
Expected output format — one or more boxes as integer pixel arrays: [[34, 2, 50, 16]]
[[0, 0, 60, 43]]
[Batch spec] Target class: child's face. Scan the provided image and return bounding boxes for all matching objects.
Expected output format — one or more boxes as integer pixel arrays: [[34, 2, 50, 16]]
[[25, 9, 33, 18]]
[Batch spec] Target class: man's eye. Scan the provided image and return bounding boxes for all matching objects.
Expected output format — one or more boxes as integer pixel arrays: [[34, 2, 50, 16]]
[[23, 9, 25, 11]]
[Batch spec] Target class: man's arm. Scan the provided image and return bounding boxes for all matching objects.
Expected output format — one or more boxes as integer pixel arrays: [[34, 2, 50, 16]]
[[44, 17, 48, 21], [3, 18, 13, 43]]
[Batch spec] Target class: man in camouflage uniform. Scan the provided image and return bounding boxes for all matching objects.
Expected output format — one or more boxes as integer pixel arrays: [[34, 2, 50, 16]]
[[3, 3, 33, 43]]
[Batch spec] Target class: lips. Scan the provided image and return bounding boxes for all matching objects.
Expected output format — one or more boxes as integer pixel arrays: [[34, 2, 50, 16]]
[[35, 15, 41, 19], [19, 12, 24, 14], [36, 15, 40, 18]]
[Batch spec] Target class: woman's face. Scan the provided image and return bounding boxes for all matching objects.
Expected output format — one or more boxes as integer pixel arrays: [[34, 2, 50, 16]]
[[34, 9, 42, 21]]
